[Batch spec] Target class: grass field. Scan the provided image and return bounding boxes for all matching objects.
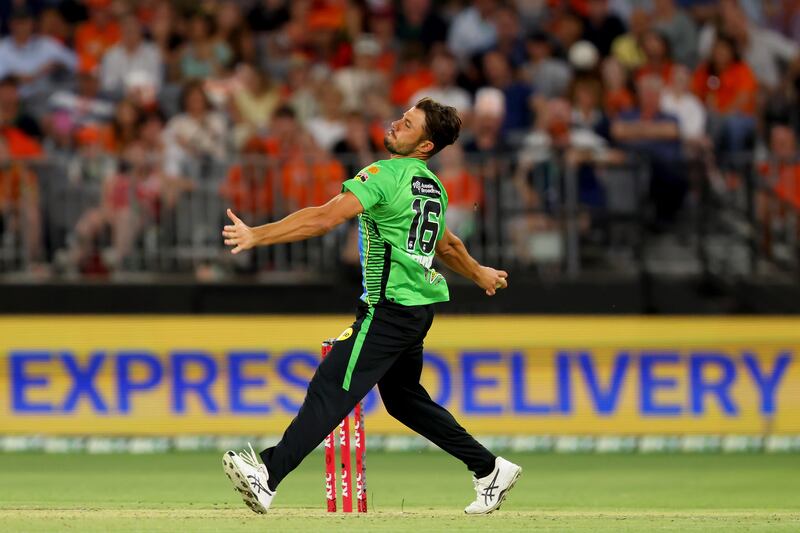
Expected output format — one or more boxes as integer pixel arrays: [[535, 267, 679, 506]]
[[1, 451, 799, 532]]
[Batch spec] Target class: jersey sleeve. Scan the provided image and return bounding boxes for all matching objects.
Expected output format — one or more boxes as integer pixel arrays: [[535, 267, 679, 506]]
[[341, 161, 397, 211]]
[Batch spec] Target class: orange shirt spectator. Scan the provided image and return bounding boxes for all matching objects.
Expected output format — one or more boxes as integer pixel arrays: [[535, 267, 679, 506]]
[[281, 154, 345, 209], [75, 1, 121, 73], [0, 162, 38, 207], [222, 164, 273, 215], [693, 36, 759, 117], [439, 167, 482, 209], [759, 161, 800, 209], [1, 127, 43, 159], [391, 67, 434, 107], [691, 61, 757, 116]]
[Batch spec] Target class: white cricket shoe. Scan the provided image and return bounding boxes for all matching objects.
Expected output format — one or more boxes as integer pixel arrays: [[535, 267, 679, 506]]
[[464, 457, 522, 515], [222, 443, 275, 514]]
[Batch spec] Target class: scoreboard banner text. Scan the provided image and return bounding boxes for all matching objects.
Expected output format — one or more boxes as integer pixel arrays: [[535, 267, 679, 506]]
[[0, 316, 798, 435]]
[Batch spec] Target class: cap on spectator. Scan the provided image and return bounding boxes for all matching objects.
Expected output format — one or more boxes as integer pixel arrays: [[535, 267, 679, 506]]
[[10, 6, 34, 20], [354, 35, 381, 57], [568, 41, 600, 71], [474, 87, 506, 118]]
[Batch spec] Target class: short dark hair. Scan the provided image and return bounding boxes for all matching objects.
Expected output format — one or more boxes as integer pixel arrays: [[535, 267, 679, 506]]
[[414, 97, 461, 156]]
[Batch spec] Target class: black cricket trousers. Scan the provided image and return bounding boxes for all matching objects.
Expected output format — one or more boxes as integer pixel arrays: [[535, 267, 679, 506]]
[[260, 300, 496, 489]]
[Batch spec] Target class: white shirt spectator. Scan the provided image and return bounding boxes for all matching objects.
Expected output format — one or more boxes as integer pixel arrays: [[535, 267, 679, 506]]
[[100, 42, 163, 95], [447, 7, 497, 61], [163, 112, 229, 176], [660, 91, 706, 141], [306, 117, 347, 152], [409, 86, 472, 115], [0, 36, 77, 97]]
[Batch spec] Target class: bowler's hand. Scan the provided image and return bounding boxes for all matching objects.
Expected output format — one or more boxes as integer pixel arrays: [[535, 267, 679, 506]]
[[222, 209, 255, 254], [474, 266, 508, 296]]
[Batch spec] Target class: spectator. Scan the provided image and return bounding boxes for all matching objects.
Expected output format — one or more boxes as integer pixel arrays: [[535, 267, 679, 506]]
[[409, 50, 472, 117], [110, 99, 142, 154], [660, 64, 706, 145], [481, 50, 535, 135], [635, 31, 674, 83], [390, 44, 434, 107], [548, 6, 585, 52], [582, 0, 627, 58], [0, 7, 77, 100], [692, 35, 757, 153], [463, 88, 510, 187], [179, 12, 233, 81], [0, 137, 42, 265], [46, 66, 114, 150], [0, 120, 43, 161], [490, 5, 527, 69], [523, 31, 573, 100], [66, 126, 116, 190], [699, 0, 800, 92], [221, 136, 274, 221], [100, 14, 162, 98], [570, 76, 611, 140], [448, 0, 498, 62], [611, 8, 649, 70], [601, 57, 636, 118], [333, 34, 388, 112], [757, 124, 800, 254], [306, 86, 347, 152], [148, 2, 184, 83], [284, 54, 321, 125], [39, 7, 70, 45], [435, 144, 482, 240], [280, 134, 346, 211], [395, 0, 449, 53], [163, 82, 229, 178], [70, 141, 163, 273], [365, 9, 398, 74], [230, 64, 281, 149], [332, 111, 383, 179], [759, 124, 800, 209], [0, 77, 42, 139], [613, 75, 686, 224], [262, 105, 304, 159], [74, 0, 120, 74], [214, 1, 244, 51], [652, 0, 698, 68]]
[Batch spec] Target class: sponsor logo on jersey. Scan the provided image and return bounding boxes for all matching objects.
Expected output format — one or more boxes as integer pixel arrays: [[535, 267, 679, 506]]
[[428, 268, 444, 285], [408, 253, 434, 269], [336, 327, 353, 341], [411, 176, 442, 198], [356, 172, 369, 183], [367, 166, 380, 174]]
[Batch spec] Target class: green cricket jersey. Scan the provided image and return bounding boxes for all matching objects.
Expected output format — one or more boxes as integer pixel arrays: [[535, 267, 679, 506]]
[[342, 157, 449, 306]]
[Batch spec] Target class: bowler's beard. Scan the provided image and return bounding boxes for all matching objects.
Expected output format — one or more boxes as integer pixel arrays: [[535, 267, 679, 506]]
[[384, 135, 414, 156]]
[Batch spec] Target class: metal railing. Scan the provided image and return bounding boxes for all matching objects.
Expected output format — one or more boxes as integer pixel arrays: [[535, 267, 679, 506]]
[[1, 150, 797, 282]]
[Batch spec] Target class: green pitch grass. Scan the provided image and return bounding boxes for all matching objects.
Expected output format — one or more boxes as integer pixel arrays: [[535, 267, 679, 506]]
[[0, 452, 798, 532]]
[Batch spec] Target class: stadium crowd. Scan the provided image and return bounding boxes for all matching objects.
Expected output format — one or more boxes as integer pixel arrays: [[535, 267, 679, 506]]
[[0, 0, 799, 275]]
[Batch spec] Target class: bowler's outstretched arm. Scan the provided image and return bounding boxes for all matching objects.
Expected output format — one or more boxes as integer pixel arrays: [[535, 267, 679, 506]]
[[222, 192, 364, 254]]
